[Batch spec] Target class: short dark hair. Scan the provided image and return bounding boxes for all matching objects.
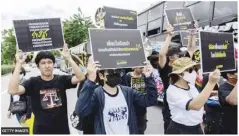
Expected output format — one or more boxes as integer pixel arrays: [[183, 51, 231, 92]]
[[167, 46, 181, 57], [221, 70, 238, 80], [97, 69, 121, 86], [98, 69, 121, 75], [169, 74, 180, 84], [221, 62, 238, 79], [35, 51, 55, 66]]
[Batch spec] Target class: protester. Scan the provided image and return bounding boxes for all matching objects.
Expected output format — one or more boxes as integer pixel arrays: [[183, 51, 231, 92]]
[[158, 24, 181, 133], [7, 67, 32, 124], [219, 69, 238, 134], [125, 67, 147, 134], [202, 74, 223, 134], [75, 56, 158, 134], [8, 44, 85, 134], [166, 57, 220, 134], [147, 51, 164, 99], [71, 78, 95, 134]]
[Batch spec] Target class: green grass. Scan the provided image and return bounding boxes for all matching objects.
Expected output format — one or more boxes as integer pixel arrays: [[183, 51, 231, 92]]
[[1, 65, 13, 75]]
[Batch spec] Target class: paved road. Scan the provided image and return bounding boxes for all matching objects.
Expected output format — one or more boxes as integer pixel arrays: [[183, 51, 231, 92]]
[[1, 68, 164, 134]]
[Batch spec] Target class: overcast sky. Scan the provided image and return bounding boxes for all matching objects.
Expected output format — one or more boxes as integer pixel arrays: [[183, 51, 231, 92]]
[[1, 0, 160, 30]]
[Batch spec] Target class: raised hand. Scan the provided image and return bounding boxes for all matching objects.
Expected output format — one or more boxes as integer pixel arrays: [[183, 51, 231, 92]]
[[166, 24, 174, 34], [15, 49, 27, 65], [61, 43, 72, 60], [143, 61, 153, 78], [194, 20, 199, 29], [87, 56, 101, 82], [209, 69, 221, 84]]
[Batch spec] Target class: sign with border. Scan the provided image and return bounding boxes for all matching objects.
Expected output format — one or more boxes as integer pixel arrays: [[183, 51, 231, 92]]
[[89, 28, 146, 69], [13, 18, 64, 52]]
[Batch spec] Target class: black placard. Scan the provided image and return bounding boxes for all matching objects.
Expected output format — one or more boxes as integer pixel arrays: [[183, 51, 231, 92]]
[[180, 31, 199, 47], [96, 6, 137, 29], [192, 49, 201, 63], [13, 18, 64, 52], [199, 31, 236, 73], [165, 8, 195, 31], [89, 29, 146, 69]]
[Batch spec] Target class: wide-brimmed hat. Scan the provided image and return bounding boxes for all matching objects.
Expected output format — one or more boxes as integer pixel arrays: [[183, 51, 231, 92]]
[[169, 57, 200, 76]]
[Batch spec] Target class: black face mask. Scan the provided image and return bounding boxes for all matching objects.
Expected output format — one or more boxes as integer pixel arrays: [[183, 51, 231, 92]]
[[105, 73, 121, 87]]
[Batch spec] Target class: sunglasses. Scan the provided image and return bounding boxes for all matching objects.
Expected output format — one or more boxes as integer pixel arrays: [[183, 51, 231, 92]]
[[185, 67, 198, 73]]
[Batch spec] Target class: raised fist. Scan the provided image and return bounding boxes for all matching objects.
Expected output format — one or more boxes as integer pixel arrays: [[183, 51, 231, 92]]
[[209, 69, 221, 84]]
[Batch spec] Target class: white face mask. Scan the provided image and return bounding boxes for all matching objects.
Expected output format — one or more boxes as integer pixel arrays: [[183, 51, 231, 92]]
[[182, 70, 197, 85]]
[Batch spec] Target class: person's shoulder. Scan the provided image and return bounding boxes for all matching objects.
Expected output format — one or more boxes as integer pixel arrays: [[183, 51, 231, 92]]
[[21, 76, 40, 86], [166, 85, 179, 96], [120, 85, 132, 89], [219, 82, 229, 89], [188, 83, 200, 93], [189, 83, 197, 89], [161, 63, 171, 71], [55, 74, 71, 80], [94, 85, 103, 91], [167, 84, 177, 90], [219, 82, 233, 91], [93, 86, 104, 95], [119, 85, 133, 92], [126, 72, 132, 77], [28, 76, 41, 81]]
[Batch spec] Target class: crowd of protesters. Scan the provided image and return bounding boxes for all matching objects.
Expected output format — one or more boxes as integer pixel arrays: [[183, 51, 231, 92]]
[[7, 21, 237, 135]]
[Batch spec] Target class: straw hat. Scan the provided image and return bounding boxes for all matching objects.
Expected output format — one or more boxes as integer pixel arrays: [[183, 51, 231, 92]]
[[169, 57, 200, 76]]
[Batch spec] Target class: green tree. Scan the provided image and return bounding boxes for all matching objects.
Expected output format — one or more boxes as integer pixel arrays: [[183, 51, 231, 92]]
[[51, 50, 61, 56], [63, 8, 95, 48], [1, 28, 16, 64]]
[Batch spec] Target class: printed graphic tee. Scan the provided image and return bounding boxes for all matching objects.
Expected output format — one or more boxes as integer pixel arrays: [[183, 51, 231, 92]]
[[125, 73, 146, 116], [103, 86, 129, 134], [152, 68, 164, 96], [21, 75, 77, 128]]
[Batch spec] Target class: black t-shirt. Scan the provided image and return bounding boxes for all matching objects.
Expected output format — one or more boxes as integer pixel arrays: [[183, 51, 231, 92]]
[[21, 75, 77, 127], [159, 62, 172, 118], [125, 73, 146, 116], [219, 82, 237, 133], [159, 62, 172, 91]]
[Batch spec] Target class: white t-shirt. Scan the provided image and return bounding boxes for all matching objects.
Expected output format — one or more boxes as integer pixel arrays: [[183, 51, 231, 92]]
[[103, 86, 129, 134], [167, 84, 204, 126]]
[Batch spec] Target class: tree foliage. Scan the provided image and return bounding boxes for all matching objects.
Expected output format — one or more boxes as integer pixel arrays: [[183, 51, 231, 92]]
[[63, 8, 95, 48], [1, 8, 95, 64], [1, 28, 16, 64], [51, 50, 61, 56]]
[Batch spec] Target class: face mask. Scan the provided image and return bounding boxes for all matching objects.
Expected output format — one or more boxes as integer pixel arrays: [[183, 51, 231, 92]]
[[182, 70, 197, 85], [105, 73, 121, 88]]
